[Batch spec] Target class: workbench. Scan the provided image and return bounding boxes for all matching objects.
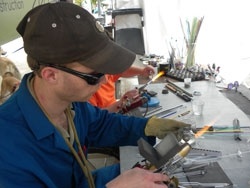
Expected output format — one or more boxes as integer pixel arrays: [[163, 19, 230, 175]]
[[120, 80, 250, 188]]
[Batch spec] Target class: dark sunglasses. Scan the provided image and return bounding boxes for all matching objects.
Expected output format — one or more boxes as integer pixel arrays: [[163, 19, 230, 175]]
[[40, 63, 104, 85]]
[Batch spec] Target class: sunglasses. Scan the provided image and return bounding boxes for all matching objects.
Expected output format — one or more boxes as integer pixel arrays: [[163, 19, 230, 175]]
[[40, 63, 104, 85]]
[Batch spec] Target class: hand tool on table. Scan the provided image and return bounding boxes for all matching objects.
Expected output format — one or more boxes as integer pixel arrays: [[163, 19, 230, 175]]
[[166, 79, 193, 98], [165, 83, 192, 102], [179, 181, 230, 188], [148, 104, 184, 118]]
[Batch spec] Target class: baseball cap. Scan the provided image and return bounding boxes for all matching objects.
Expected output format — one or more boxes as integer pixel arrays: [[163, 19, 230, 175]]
[[16, 2, 136, 74]]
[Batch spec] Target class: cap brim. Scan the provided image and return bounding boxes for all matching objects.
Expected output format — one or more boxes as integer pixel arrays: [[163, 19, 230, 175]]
[[82, 40, 136, 74]]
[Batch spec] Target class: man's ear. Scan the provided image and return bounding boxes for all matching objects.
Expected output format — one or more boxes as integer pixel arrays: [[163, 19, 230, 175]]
[[40, 67, 59, 83]]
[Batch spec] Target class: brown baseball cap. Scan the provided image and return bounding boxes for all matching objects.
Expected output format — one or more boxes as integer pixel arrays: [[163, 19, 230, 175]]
[[16, 2, 136, 74]]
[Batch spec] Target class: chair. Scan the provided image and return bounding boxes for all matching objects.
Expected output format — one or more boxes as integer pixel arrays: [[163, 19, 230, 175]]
[[112, 8, 145, 55]]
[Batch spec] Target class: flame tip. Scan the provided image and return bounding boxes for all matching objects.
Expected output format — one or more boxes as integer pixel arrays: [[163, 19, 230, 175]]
[[151, 71, 164, 81]]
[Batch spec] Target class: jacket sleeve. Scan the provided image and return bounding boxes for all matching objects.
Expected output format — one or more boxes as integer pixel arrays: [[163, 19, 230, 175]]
[[73, 102, 156, 147]]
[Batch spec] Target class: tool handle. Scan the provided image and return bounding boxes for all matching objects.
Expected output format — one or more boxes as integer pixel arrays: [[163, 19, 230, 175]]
[[176, 92, 191, 102], [166, 80, 193, 97]]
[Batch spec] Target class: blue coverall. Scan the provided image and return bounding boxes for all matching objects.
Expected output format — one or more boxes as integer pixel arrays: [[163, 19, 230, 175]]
[[0, 73, 155, 188]]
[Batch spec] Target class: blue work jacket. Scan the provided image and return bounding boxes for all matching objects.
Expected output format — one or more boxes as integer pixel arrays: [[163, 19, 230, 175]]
[[0, 73, 155, 188]]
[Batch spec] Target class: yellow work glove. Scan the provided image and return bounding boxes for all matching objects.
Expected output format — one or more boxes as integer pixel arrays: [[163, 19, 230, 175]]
[[145, 116, 191, 140]]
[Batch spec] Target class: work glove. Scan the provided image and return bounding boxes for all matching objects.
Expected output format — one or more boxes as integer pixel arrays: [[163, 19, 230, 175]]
[[145, 116, 191, 140]]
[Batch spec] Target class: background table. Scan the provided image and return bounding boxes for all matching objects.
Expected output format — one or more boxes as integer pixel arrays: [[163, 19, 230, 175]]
[[120, 80, 250, 188], [141, 81, 250, 128]]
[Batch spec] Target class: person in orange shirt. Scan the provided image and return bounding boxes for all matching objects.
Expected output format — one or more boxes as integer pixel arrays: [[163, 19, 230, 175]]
[[89, 65, 155, 112]]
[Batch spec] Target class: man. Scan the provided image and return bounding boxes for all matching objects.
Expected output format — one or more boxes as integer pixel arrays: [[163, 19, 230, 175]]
[[0, 2, 190, 188], [88, 65, 155, 113]]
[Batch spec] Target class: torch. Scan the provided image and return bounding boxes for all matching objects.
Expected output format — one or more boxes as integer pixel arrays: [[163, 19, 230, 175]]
[[138, 71, 165, 93], [119, 71, 165, 114]]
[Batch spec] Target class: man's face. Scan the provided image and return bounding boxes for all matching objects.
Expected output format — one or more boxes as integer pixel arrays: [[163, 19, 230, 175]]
[[54, 62, 106, 102]]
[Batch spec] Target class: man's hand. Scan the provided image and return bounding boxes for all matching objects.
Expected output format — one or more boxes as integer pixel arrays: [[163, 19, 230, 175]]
[[106, 168, 169, 188], [145, 116, 191, 140], [141, 65, 155, 77], [121, 89, 139, 101]]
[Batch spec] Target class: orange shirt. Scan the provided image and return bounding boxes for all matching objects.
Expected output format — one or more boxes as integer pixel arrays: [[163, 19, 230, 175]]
[[88, 74, 121, 108]]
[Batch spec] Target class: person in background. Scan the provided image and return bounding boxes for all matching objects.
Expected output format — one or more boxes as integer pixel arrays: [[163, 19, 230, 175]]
[[88, 65, 155, 113], [0, 2, 190, 187]]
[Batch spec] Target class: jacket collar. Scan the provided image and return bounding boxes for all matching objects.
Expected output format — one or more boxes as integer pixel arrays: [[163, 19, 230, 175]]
[[16, 73, 70, 150]]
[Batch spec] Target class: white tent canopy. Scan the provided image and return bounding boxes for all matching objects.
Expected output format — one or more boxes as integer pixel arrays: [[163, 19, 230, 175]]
[[115, 0, 250, 84]]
